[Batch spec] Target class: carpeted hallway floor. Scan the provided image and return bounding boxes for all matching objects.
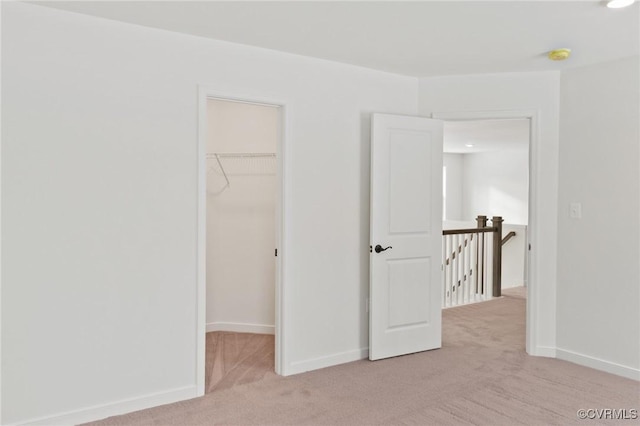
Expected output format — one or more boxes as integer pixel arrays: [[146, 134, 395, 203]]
[[85, 288, 639, 425]]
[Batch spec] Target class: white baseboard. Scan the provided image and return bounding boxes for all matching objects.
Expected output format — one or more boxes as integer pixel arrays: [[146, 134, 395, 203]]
[[15, 386, 198, 426], [556, 348, 640, 381], [530, 345, 557, 358], [285, 347, 369, 376], [206, 321, 275, 335]]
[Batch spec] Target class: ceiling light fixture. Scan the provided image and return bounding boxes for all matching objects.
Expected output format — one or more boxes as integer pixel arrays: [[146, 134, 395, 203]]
[[548, 48, 571, 61], [465, 144, 474, 148], [607, 0, 635, 8]]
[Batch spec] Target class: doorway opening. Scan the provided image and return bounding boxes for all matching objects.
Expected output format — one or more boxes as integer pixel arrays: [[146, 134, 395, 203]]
[[440, 117, 531, 352], [198, 95, 285, 394]]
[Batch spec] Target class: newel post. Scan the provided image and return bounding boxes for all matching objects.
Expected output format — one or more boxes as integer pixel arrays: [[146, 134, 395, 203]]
[[491, 216, 503, 298]]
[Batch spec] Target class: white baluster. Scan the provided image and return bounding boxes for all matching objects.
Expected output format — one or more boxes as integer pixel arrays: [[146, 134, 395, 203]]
[[470, 233, 477, 302], [442, 233, 446, 308], [464, 233, 470, 304], [480, 233, 484, 300], [444, 235, 449, 307], [455, 234, 460, 307], [448, 235, 453, 307], [462, 235, 466, 304]]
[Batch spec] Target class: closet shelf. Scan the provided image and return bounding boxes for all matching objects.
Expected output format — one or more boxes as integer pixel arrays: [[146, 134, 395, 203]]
[[206, 152, 276, 189]]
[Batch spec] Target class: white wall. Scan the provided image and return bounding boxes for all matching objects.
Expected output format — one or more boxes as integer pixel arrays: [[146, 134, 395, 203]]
[[556, 56, 640, 378], [444, 149, 529, 225], [501, 224, 527, 289], [1, 3, 418, 424], [419, 71, 560, 357], [206, 99, 277, 334], [461, 150, 529, 225], [443, 153, 463, 220]]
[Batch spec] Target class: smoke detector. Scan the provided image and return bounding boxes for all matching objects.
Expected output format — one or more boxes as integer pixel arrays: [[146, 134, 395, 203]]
[[548, 48, 571, 61]]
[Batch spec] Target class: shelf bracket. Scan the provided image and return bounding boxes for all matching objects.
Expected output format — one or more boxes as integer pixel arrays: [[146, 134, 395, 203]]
[[213, 154, 230, 189]]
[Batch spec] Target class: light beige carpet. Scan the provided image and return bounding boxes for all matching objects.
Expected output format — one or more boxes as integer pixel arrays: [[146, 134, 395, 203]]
[[205, 331, 274, 393], [501, 285, 527, 299], [85, 288, 639, 425]]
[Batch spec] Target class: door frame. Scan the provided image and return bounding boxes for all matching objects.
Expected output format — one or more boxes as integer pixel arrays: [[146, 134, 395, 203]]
[[196, 87, 290, 395], [431, 109, 538, 356]]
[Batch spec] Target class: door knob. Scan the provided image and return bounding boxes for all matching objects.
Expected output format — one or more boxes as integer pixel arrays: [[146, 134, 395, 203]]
[[374, 244, 392, 253]]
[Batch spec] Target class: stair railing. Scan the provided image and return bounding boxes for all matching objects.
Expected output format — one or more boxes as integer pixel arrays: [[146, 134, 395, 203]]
[[442, 216, 503, 307]]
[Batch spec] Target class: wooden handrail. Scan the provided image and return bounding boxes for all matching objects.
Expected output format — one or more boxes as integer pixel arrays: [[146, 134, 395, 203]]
[[443, 227, 497, 236], [501, 231, 516, 246]]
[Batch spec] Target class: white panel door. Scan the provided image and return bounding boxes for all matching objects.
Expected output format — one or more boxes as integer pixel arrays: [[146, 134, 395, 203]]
[[369, 113, 443, 360]]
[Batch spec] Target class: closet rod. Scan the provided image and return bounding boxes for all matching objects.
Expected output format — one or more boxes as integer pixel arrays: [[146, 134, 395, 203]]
[[206, 153, 275, 189]]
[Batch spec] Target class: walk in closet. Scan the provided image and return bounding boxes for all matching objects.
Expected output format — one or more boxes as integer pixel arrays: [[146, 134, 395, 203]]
[[205, 98, 279, 392]]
